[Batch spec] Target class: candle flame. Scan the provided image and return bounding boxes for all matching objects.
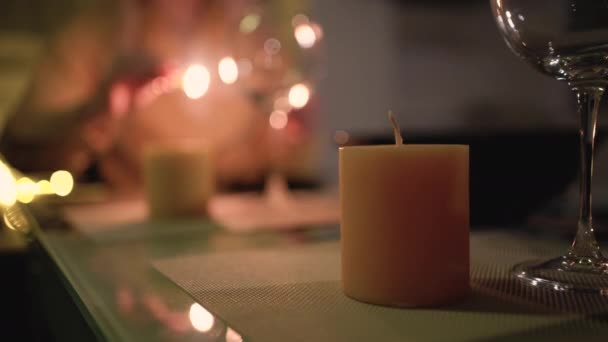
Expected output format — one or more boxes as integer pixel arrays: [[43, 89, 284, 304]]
[[388, 110, 403, 146]]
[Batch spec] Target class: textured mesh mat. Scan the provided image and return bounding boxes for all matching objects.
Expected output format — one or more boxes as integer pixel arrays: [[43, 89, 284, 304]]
[[153, 232, 608, 341]]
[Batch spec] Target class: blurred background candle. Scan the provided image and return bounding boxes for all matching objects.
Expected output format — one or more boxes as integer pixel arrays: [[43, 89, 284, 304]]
[[340, 117, 470, 306], [0, 0, 595, 229], [143, 143, 213, 218]]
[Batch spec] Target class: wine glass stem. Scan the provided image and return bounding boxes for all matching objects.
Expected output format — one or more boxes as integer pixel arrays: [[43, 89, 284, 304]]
[[570, 85, 604, 259]]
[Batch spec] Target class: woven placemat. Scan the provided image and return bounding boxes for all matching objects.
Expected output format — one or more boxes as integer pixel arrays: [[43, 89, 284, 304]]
[[153, 232, 608, 341]]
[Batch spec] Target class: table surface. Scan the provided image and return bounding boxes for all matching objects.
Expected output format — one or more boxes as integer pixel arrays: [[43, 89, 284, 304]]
[[31, 197, 340, 342], [23, 197, 608, 342]]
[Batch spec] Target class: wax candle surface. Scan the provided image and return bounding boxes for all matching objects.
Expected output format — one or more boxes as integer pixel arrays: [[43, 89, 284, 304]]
[[144, 144, 213, 218], [340, 144, 469, 307]]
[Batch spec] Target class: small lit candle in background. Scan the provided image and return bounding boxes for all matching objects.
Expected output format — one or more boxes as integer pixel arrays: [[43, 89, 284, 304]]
[[340, 112, 470, 307], [143, 142, 213, 218]]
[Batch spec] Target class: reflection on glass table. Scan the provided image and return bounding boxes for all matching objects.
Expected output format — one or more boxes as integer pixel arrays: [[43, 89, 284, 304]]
[[26, 196, 338, 342]]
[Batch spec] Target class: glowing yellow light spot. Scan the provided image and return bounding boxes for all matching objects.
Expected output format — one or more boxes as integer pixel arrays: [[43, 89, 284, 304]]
[[50, 170, 74, 197], [334, 130, 350, 145], [0, 162, 17, 206], [16, 177, 37, 204], [239, 14, 261, 33], [269, 110, 288, 130], [288, 83, 310, 109], [189, 303, 214, 332], [182, 64, 211, 99], [294, 24, 317, 48], [218, 57, 239, 84], [36, 180, 54, 195]]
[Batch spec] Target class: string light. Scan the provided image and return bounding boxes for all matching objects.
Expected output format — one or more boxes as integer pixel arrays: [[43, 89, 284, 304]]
[[37, 180, 54, 195], [239, 13, 261, 33], [294, 24, 317, 48], [288, 83, 310, 109], [50, 170, 74, 197], [291, 14, 310, 27], [269, 110, 288, 130], [0, 161, 17, 206], [16, 177, 37, 204], [182, 64, 211, 99], [218, 57, 239, 84]]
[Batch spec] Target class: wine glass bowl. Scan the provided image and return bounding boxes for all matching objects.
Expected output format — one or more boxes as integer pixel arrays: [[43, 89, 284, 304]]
[[492, 0, 608, 86], [491, 0, 608, 292]]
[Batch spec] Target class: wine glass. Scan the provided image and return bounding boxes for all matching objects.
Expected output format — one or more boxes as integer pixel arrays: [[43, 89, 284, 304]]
[[233, 3, 324, 204], [491, 0, 608, 292]]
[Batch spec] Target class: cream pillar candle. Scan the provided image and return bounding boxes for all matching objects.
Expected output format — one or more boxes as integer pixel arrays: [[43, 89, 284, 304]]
[[340, 112, 469, 307], [143, 143, 213, 218]]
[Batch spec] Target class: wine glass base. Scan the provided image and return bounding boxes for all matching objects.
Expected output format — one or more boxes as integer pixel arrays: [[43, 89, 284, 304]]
[[512, 255, 608, 293]]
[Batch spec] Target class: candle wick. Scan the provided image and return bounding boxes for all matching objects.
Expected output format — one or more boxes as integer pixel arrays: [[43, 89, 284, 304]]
[[388, 110, 403, 146]]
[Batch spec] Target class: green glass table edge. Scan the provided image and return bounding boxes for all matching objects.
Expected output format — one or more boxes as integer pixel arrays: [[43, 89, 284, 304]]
[[33, 224, 130, 341], [35, 229, 255, 341], [4, 203, 116, 341]]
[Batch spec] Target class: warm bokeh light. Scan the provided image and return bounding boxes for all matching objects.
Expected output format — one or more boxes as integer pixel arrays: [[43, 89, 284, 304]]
[[0, 161, 17, 206], [312, 23, 324, 41], [37, 180, 54, 195], [109, 83, 131, 116], [239, 13, 261, 33], [189, 303, 215, 333], [288, 83, 310, 109], [269, 110, 288, 130], [273, 96, 292, 112], [225, 327, 244, 342], [237, 58, 253, 77], [334, 130, 350, 145], [50, 170, 74, 197], [182, 64, 210, 99], [264, 38, 281, 55], [294, 24, 317, 48], [16, 177, 37, 204], [291, 14, 309, 27], [218, 57, 239, 84]]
